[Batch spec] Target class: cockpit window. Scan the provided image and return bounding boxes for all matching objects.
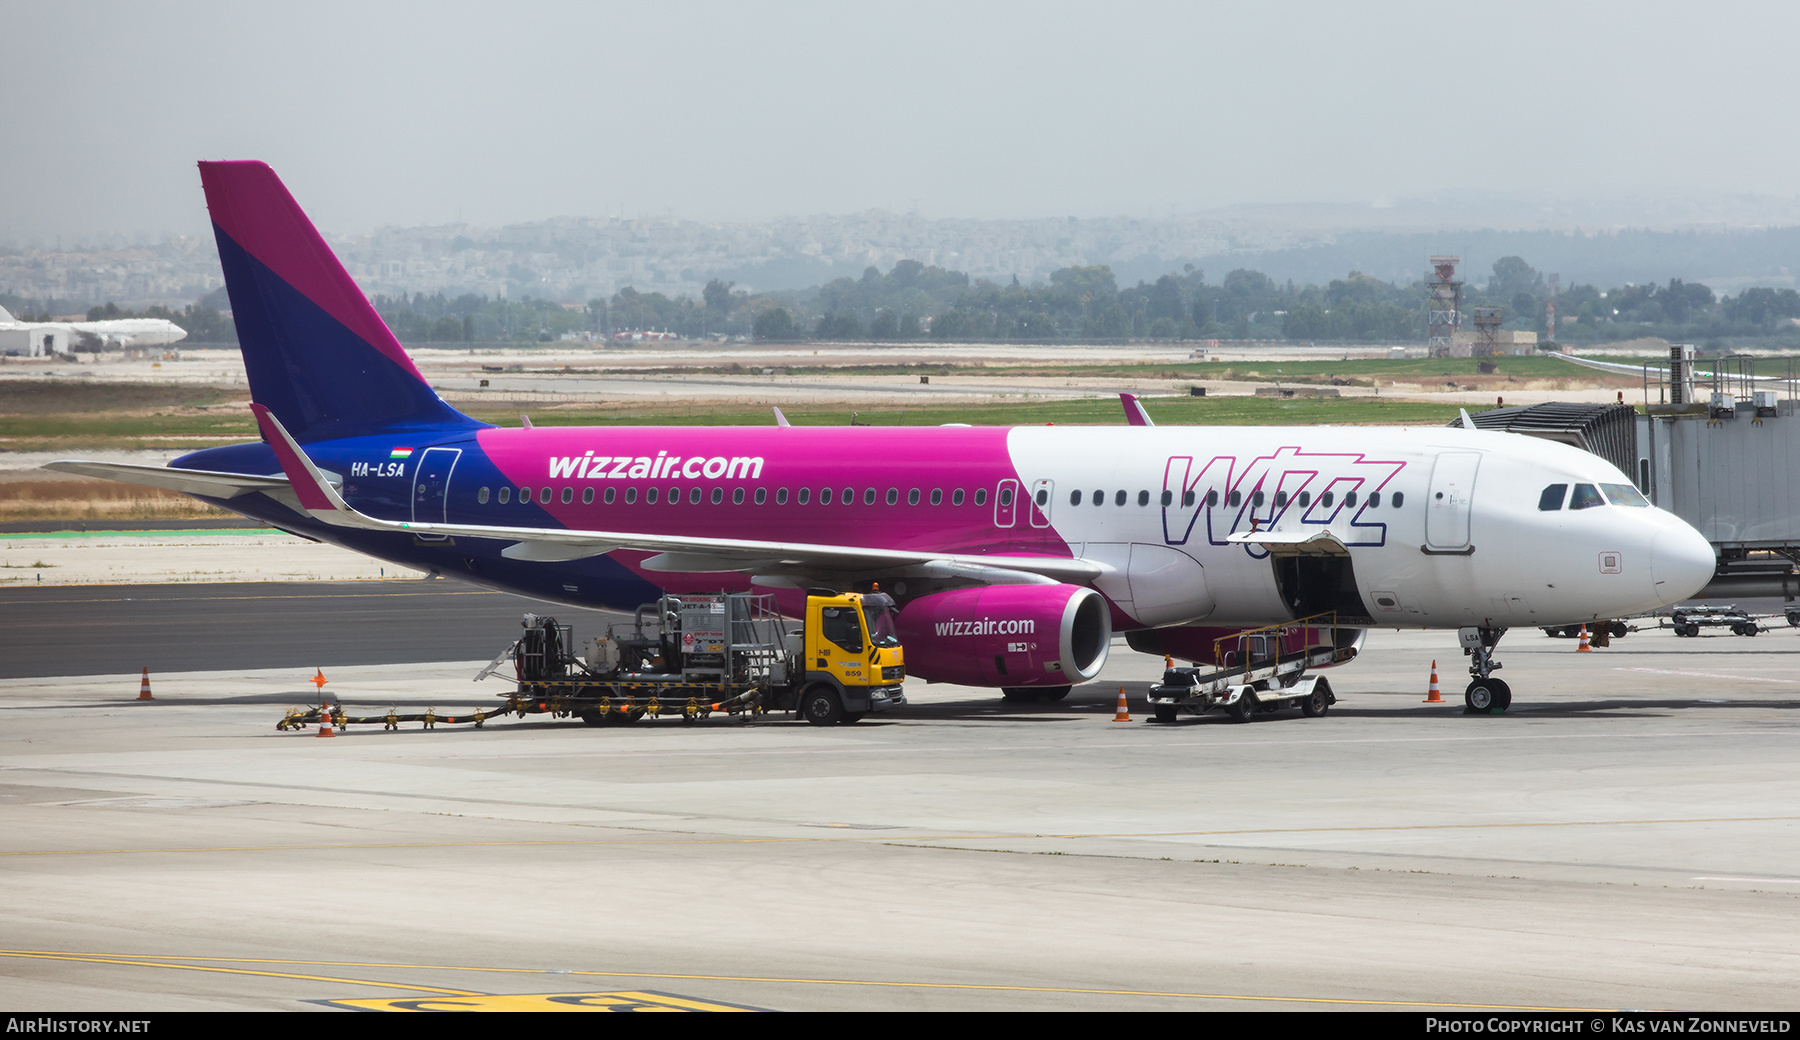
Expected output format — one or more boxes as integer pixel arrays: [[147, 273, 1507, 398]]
[[1600, 483, 1650, 507], [1568, 483, 1606, 510], [1538, 484, 1568, 511]]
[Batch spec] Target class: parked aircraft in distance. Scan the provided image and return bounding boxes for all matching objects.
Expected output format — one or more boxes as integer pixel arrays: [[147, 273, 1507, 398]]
[[48, 162, 1719, 717], [0, 305, 187, 356]]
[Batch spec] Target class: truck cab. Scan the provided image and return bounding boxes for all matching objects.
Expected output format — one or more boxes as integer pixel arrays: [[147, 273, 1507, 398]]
[[798, 591, 907, 724]]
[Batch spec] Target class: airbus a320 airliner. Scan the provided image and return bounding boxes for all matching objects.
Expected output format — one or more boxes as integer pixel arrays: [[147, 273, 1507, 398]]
[[50, 162, 1718, 715]]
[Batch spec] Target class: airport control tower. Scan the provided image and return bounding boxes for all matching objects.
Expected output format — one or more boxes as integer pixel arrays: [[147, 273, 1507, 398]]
[[1426, 255, 1463, 358]]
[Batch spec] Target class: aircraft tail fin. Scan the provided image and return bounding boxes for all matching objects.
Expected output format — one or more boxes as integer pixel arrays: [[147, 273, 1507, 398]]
[[0, 305, 14, 323], [198, 161, 482, 443]]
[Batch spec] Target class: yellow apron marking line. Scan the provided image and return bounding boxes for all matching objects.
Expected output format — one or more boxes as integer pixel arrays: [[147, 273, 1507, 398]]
[[327, 991, 758, 1012], [0, 949, 481, 995], [8, 813, 1800, 859], [0, 950, 1622, 1011]]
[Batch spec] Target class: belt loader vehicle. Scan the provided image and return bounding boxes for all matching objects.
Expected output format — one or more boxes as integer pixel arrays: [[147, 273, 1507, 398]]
[[1145, 613, 1356, 723]]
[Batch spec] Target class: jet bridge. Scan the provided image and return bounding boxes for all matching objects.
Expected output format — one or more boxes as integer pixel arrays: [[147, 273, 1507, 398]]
[[1456, 361, 1800, 601]]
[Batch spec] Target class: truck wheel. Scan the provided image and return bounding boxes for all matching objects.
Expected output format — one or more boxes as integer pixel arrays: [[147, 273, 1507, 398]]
[[801, 684, 845, 725], [1152, 705, 1178, 723], [1225, 692, 1257, 723], [579, 709, 605, 727], [1301, 688, 1330, 718]]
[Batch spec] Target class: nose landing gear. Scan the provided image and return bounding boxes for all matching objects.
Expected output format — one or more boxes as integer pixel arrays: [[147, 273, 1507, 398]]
[[1460, 626, 1510, 714]]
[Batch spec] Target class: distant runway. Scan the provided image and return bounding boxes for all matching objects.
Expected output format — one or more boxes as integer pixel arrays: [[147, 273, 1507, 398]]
[[0, 581, 623, 679]]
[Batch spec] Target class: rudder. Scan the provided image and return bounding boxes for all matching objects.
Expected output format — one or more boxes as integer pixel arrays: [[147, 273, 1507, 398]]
[[199, 161, 481, 443]]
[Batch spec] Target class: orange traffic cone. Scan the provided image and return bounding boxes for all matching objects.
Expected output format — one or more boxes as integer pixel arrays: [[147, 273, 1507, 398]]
[[137, 667, 153, 701], [1577, 626, 1593, 652], [316, 702, 336, 737], [1112, 685, 1131, 722], [1424, 660, 1442, 703]]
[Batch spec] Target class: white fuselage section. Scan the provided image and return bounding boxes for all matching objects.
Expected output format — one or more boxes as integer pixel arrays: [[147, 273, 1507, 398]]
[[1008, 425, 1716, 630]]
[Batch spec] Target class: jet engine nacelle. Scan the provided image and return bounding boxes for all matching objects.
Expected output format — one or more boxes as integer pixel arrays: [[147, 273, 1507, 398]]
[[897, 583, 1111, 688], [1127, 623, 1365, 668]]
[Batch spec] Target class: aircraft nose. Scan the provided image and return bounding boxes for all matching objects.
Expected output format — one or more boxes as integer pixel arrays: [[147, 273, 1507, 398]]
[[1651, 520, 1716, 606]]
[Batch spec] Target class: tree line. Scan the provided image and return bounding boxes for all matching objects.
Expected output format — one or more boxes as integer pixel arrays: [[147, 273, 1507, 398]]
[[35, 255, 1800, 351]]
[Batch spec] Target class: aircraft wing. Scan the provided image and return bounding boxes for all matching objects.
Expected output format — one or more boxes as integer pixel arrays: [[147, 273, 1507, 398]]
[[42, 460, 293, 500], [250, 404, 1104, 584]]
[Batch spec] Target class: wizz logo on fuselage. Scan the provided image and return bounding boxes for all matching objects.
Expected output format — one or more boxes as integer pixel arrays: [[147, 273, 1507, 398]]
[[1159, 446, 1405, 554]]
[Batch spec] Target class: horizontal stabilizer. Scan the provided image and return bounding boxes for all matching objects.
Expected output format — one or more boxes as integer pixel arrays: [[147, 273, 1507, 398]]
[[43, 460, 295, 500]]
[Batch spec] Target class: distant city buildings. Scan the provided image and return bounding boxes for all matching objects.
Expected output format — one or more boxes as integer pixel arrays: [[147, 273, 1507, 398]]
[[1, 211, 1308, 311]]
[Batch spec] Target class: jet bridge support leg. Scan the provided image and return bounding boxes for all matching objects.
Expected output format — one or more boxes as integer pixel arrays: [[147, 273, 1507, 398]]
[[1460, 626, 1511, 714]]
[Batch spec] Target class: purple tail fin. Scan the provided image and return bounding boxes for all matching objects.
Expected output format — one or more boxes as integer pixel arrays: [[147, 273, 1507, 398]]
[[199, 161, 480, 442]]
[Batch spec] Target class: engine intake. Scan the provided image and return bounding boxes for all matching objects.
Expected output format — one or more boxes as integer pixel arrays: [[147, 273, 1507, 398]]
[[897, 583, 1110, 687]]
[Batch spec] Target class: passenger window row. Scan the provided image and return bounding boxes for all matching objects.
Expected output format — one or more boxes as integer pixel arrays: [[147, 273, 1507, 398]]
[[468, 481, 1413, 512], [474, 486, 991, 508], [1067, 487, 1399, 509]]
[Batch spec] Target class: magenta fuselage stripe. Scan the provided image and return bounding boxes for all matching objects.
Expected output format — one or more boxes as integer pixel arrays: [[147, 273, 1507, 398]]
[[475, 425, 1069, 555], [198, 161, 425, 382]]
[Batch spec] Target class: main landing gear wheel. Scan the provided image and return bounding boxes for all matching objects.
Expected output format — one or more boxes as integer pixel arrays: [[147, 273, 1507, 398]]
[[1465, 678, 1511, 714], [1225, 692, 1258, 723], [801, 684, 845, 726]]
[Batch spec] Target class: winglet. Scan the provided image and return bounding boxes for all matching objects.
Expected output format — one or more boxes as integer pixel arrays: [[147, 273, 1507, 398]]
[[251, 402, 367, 523], [1460, 408, 1476, 430], [773, 406, 791, 428], [1120, 393, 1155, 427]]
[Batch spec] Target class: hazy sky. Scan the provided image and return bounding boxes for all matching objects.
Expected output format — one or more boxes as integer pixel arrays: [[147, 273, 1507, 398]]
[[6, 1, 1799, 241]]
